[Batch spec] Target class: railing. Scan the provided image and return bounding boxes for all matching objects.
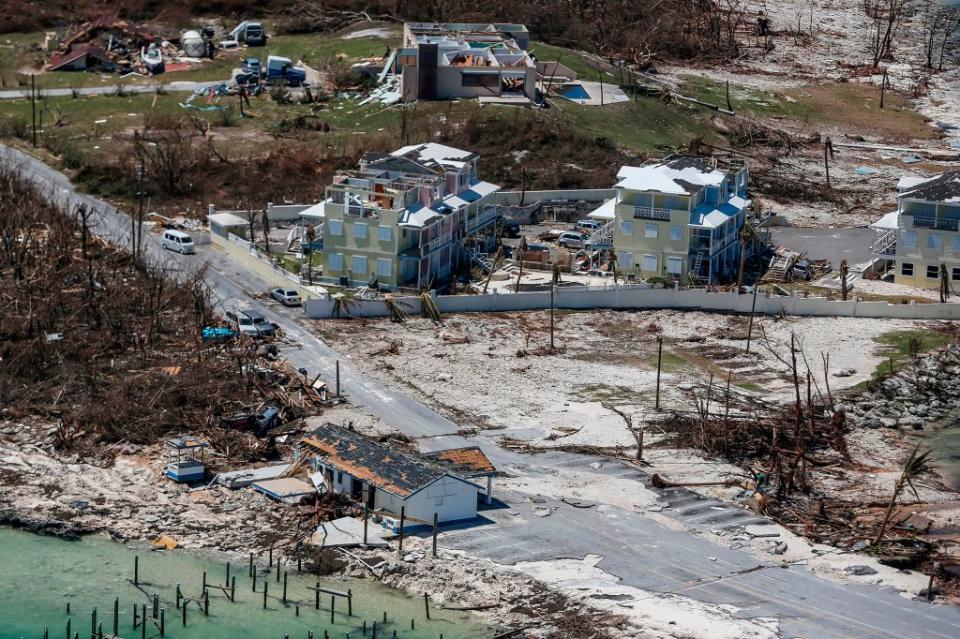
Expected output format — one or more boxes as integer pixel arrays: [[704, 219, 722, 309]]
[[912, 216, 960, 232], [633, 207, 672, 221], [871, 229, 897, 256], [422, 232, 453, 254], [586, 220, 614, 247], [466, 207, 500, 234]]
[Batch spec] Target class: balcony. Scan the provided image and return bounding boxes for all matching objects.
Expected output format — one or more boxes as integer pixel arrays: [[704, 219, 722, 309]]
[[912, 216, 960, 232], [465, 206, 500, 234], [633, 207, 672, 221], [422, 232, 453, 254]]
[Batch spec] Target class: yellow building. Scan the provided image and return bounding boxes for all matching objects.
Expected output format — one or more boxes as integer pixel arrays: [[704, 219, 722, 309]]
[[321, 143, 500, 290], [872, 173, 960, 289], [588, 155, 750, 283]]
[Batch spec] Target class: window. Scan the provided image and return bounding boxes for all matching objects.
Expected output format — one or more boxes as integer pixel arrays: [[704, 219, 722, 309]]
[[953, 267, 960, 281], [903, 231, 917, 249], [635, 193, 653, 208], [644, 223, 658, 238], [661, 195, 686, 210], [376, 258, 392, 277], [328, 253, 344, 272], [642, 254, 657, 272], [619, 221, 633, 236], [353, 223, 368, 239], [616, 251, 634, 268], [378, 226, 393, 242], [953, 237, 960, 252], [350, 255, 368, 275], [337, 471, 343, 483], [900, 262, 913, 276], [461, 73, 498, 88], [666, 256, 683, 275], [328, 220, 343, 236], [927, 264, 940, 279], [927, 233, 942, 250], [670, 225, 683, 241]]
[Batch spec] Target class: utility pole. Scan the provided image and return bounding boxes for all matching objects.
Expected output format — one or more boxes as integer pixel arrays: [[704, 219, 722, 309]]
[[597, 63, 605, 106], [824, 137, 834, 188], [30, 73, 37, 147], [136, 154, 146, 260], [655, 336, 663, 410], [745, 283, 760, 354]]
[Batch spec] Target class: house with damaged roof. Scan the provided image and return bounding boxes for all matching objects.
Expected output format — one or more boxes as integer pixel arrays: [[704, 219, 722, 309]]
[[871, 171, 960, 289], [586, 154, 751, 284], [297, 425, 496, 524], [321, 142, 501, 290]]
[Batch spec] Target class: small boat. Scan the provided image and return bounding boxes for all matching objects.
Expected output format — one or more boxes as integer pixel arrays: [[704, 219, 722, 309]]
[[141, 44, 164, 75]]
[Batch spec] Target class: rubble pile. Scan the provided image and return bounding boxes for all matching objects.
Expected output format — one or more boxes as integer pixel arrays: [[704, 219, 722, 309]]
[[837, 343, 960, 430]]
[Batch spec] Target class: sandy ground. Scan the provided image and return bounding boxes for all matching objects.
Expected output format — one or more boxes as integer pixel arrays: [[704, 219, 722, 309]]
[[313, 310, 927, 448]]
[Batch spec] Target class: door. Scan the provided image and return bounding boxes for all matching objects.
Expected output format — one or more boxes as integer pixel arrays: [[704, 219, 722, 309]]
[[350, 477, 363, 500]]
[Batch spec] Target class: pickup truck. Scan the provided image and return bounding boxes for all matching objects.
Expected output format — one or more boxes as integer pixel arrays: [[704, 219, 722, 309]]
[[265, 55, 306, 87]]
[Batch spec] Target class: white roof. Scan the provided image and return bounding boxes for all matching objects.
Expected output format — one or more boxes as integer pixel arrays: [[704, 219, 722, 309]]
[[443, 194, 469, 208], [391, 142, 476, 169], [587, 197, 617, 220], [468, 180, 499, 197], [897, 176, 929, 192], [400, 207, 442, 228], [871, 210, 900, 229], [299, 200, 328, 219], [616, 163, 727, 195], [208, 212, 248, 227]]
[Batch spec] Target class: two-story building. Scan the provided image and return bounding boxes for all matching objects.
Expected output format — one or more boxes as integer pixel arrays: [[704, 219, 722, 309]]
[[321, 143, 500, 290], [871, 172, 960, 289], [590, 155, 750, 283], [390, 22, 537, 102]]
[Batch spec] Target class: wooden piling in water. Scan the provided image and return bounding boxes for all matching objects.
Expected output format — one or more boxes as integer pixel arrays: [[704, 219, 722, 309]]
[[347, 590, 352, 616], [90, 607, 96, 639], [382, 611, 386, 624], [263, 581, 268, 609], [424, 594, 430, 620], [152, 594, 159, 618], [181, 601, 186, 627], [249, 552, 254, 577], [276, 559, 281, 583], [283, 571, 288, 603], [202, 571, 207, 593], [66, 603, 70, 615], [253, 565, 258, 592], [231, 576, 236, 602], [226, 561, 231, 586], [432, 513, 438, 557], [133, 556, 139, 586], [397, 507, 405, 555], [97, 622, 102, 639], [204, 590, 209, 616], [269, 547, 273, 567], [159, 608, 164, 636], [112, 598, 118, 636], [66, 616, 71, 639], [371, 621, 377, 639], [132, 604, 137, 629], [140, 605, 146, 639], [330, 596, 334, 624], [315, 582, 320, 610], [297, 557, 302, 572]]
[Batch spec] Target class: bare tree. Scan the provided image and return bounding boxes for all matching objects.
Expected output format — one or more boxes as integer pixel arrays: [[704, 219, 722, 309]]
[[872, 445, 933, 546], [863, 0, 908, 67]]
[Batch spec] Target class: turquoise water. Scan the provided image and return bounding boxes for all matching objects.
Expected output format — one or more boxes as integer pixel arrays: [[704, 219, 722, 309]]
[[0, 528, 491, 639]]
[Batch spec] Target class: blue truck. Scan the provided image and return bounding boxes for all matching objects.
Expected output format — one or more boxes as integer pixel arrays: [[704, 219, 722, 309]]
[[264, 55, 306, 87]]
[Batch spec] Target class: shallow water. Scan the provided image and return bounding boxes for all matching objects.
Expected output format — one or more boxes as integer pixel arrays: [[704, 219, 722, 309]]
[[925, 415, 960, 491], [0, 528, 490, 639]]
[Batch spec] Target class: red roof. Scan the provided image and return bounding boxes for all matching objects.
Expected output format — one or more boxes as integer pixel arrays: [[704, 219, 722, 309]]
[[46, 43, 111, 71]]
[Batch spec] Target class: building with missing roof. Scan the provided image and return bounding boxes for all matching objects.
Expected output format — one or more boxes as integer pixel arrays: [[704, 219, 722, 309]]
[[298, 424, 496, 524], [320, 142, 500, 290], [871, 172, 960, 289]]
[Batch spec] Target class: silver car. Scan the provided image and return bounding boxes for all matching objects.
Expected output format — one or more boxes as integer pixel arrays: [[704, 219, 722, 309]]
[[271, 288, 301, 306], [557, 231, 590, 249]]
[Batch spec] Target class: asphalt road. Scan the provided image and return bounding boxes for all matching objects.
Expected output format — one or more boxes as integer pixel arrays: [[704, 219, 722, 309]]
[[0, 80, 226, 100], [4, 143, 960, 638], [770, 226, 875, 270]]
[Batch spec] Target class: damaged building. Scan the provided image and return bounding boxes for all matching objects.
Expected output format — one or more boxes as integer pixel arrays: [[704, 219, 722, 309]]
[[46, 17, 158, 73], [386, 22, 537, 103], [320, 142, 501, 290], [297, 424, 496, 524]]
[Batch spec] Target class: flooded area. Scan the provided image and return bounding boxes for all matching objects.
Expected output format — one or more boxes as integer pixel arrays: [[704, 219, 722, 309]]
[[0, 528, 490, 639]]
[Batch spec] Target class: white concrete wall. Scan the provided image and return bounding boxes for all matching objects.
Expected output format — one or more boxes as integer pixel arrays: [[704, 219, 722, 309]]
[[490, 189, 616, 206], [211, 232, 320, 299], [305, 285, 960, 320], [376, 476, 478, 524]]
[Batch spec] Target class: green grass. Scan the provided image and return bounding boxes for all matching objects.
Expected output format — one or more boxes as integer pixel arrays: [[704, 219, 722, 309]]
[[570, 383, 651, 404], [681, 74, 934, 141], [735, 382, 764, 393], [527, 41, 616, 83], [863, 328, 953, 383], [648, 350, 688, 373], [558, 97, 711, 153]]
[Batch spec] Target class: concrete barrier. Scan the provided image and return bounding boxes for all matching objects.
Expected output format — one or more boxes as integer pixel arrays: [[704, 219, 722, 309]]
[[304, 285, 960, 321]]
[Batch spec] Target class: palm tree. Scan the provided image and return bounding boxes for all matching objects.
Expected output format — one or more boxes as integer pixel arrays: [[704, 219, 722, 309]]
[[872, 444, 934, 546], [736, 219, 759, 294], [607, 249, 618, 284], [304, 224, 316, 285]]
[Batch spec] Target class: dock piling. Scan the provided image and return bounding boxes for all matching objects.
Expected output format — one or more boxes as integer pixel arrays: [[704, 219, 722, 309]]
[[140, 605, 146, 639], [263, 581, 268, 609], [347, 590, 353, 616], [204, 590, 209, 616], [330, 596, 335, 624], [134, 556, 139, 586], [66, 617, 71, 639], [226, 561, 231, 586], [176, 584, 181, 609], [424, 594, 430, 620], [253, 565, 258, 592], [159, 608, 165, 636], [90, 607, 96, 639], [315, 582, 319, 610], [181, 601, 187, 627], [112, 598, 118, 636], [231, 576, 236, 602], [283, 571, 288, 603], [249, 552, 254, 577]]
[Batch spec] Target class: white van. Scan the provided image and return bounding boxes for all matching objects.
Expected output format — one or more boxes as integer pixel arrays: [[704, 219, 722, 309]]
[[162, 230, 196, 254]]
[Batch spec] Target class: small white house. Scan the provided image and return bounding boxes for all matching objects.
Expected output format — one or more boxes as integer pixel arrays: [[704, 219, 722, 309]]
[[298, 425, 491, 525]]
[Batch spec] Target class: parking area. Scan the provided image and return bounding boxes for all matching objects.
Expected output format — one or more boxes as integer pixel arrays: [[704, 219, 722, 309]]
[[769, 226, 875, 270]]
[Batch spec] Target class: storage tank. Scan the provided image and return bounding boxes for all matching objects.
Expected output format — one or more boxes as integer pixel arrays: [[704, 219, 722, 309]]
[[181, 30, 205, 58]]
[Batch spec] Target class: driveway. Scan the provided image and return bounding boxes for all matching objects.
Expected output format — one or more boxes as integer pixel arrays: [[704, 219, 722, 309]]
[[769, 226, 875, 269]]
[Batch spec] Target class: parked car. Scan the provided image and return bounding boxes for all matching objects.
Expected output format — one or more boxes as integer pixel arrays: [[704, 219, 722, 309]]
[[501, 220, 521, 238], [241, 57, 261, 75], [225, 308, 275, 338], [162, 229, 195, 254], [575, 219, 603, 233], [557, 231, 590, 249], [271, 288, 301, 306]]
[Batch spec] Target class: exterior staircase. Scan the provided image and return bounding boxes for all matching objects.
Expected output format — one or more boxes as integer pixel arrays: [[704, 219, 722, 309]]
[[586, 220, 614, 249], [871, 228, 897, 256], [468, 246, 494, 273]]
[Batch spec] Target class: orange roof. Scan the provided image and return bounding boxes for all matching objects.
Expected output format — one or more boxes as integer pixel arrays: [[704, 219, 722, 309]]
[[423, 447, 496, 476]]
